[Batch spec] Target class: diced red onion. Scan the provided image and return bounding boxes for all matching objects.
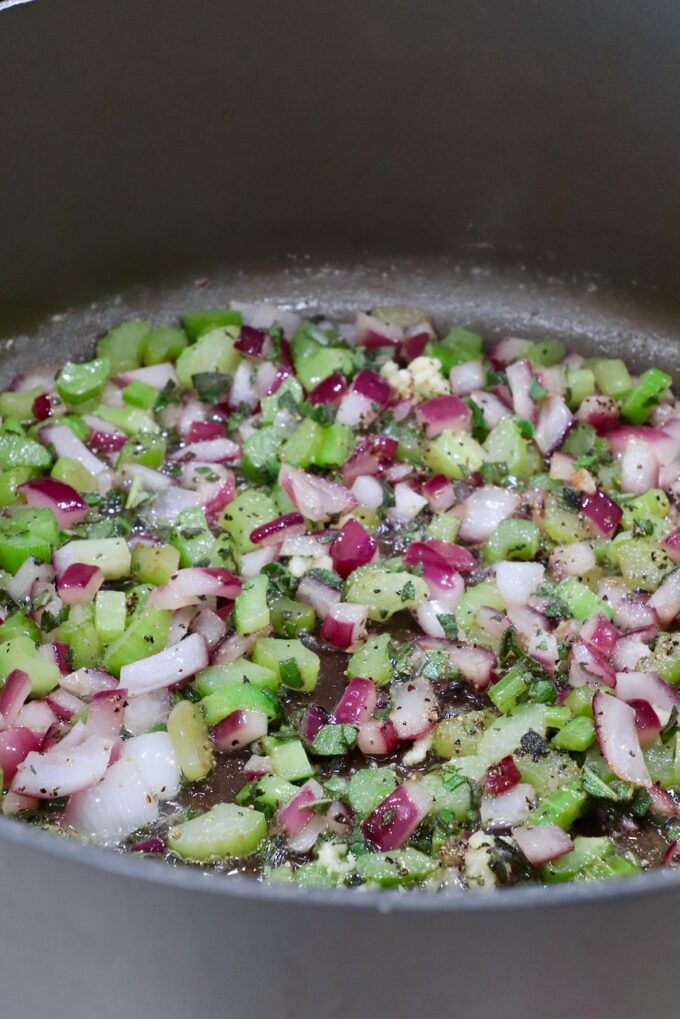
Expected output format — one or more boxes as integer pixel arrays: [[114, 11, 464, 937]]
[[357, 718, 399, 755], [0, 670, 31, 730], [251, 512, 306, 547], [613, 634, 649, 672], [14, 701, 58, 738], [299, 705, 330, 746], [84, 420, 127, 454], [309, 372, 348, 405], [276, 778, 325, 838], [19, 478, 89, 529], [604, 425, 680, 466], [614, 671, 680, 713], [352, 370, 392, 407], [0, 727, 43, 783], [506, 605, 550, 644], [351, 475, 384, 510], [329, 519, 377, 579], [495, 562, 545, 607], [422, 474, 455, 512], [361, 780, 433, 851], [477, 605, 511, 643], [180, 461, 236, 520], [415, 395, 471, 438], [614, 596, 659, 639], [119, 632, 209, 697], [243, 754, 273, 781], [482, 755, 521, 796], [172, 437, 240, 464], [122, 731, 181, 799], [6, 558, 54, 602], [62, 757, 160, 846], [534, 397, 573, 455], [580, 614, 620, 655], [321, 603, 368, 649], [295, 573, 341, 620], [648, 785, 680, 819], [118, 362, 178, 389], [459, 486, 520, 542], [389, 678, 438, 740], [211, 709, 269, 752], [580, 489, 623, 539], [150, 567, 242, 610], [12, 734, 113, 798], [211, 632, 258, 666], [31, 392, 53, 420], [336, 389, 377, 428], [469, 390, 510, 428], [629, 699, 661, 748], [506, 360, 536, 422], [46, 688, 86, 722], [333, 677, 377, 725], [355, 312, 402, 348], [481, 783, 536, 829], [234, 325, 268, 358], [279, 464, 357, 522], [191, 608, 227, 651], [576, 395, 620, 429], [57, 563, 104, 604], [527, 629, 559, 674], [593, 691, 651, 787], [512, 824, 574, 866], [662, 528, 680, 564], [649, 569, 680, 626], [570, 640, 616, 688], [228, 362, 257, 409], [185, 421, 226, 443]]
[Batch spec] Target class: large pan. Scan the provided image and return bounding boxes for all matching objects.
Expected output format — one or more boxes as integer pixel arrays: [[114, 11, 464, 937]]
[[2, 2, 680, 1017]]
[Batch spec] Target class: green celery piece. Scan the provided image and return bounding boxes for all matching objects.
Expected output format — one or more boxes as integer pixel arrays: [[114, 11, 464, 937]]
[[281, 419, 322, 468], [260, 377, 304, 423], [0, 466, 33, 506], [589, 358, 632, 399], [102, 603, 171, 677], [542, 835, 613, 882], [347, 633, 394, 686], [551, 716, 595, 752], [455, 580, 504, 636], [167, 700, 214, 782], [345, 565, 429, 621], [142, 325, 188, 365], [171, 507, 215, 567], [0, 435, 51, 470], [525, 339, 565, 366], [122, 380, 158, 410], [96, 321, 149, 373], [556, 578, 614, 620], [423, 430, 485, 480], [94, 589, 127, 644], [194, 659, 279, 697], [219, 489, 278, 554], [234, 575, 271, 635], [168, 803, 266, 861], [483, 518, 540, 563], [421, 772, 472, 820], [543, 491, 591, 544], [0, 635, 60, 695], [130, 543, 180, 586], [241, 428, 284, 483], [311, 723, 357, 756], [566, 367, 595, 409], [176, 326, 241, 388], [183, 309, 242, 341], [51, 457, 97, 493], [201, 681, 278, 725], [483, 418, 528, 479], [356, 849, 438, 887], [348, 768, 397, 816], [488, 666, 528, 714], [254, 775, 299, 811], [270, 598, 316, 638], [252, 637, 320, 692], [316, 423, 354, 467], [263, 738, 314, 781], [620, 368, 672, 424], [93, 405, 159, 436], [0, 388, 42, 421], [432, 709, 495, 758], [530, 781, 588, 830], [56, 358, 109, 405], [116, 432, 166, 469], [0, 612, 41, 643]]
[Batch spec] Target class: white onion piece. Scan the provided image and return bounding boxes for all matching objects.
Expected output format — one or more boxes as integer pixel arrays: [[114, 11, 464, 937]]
[[450, 360, 485, 396], [122, 732, 181, 800], [620, 437, 659, 494], [506, 360, 536, 422], [240, 545, 277, 579], [120, 633, 209, 697], [280, 535, 328, 558], [167, 606, 198, 646], [150, 567, 241, 610], [191, 607, 227, 650], [117, 362, 178, 389], [229, 361, 257, 409], [388, 482, 428, 524], [11, 735, 113, 798], [296, 573, 341, 619], [481, 784, 536, 828], [459, 486, 520, 542], [145, 488, 201, 526], [231, 301, 300, 336], [495, 562, 545, 607], [389, 678, 438, 740], [336, 390, 376, 428], [649, 569, 680, 626], [414, 600, 451, 639], [549, 542, 596, 579], [612, 634, 649, 672], [124, 689, 172, 735], [468, 390, 510, 428], [287, 814, 327, 854], [279, 464, 357, 522], [534, 397, 573, 455], [614, 671, 680, 713], [118, 463, 172, 491], [351, 474, 384, 510], [6, 559, 54, 602], [62, 758, 159, 846], [528, 629, 559, 674], [172, 437, 240, 464], [15, 701, 58, 737], [593, 691, 651, 787], [513, 824, 574, 866], [40, 424, 107, 476], [59, 667, 117, 698]]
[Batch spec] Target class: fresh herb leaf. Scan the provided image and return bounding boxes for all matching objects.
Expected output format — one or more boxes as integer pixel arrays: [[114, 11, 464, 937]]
[[661, 706, 678, 745], [528, 379, 548, 401], [466, 398, 488, 442], [437, 613, 459, 640], [191, 371, 231, 404]]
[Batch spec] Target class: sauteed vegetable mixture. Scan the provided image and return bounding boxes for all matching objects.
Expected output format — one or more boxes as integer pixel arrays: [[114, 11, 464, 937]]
[[2, 302, 680, 890]]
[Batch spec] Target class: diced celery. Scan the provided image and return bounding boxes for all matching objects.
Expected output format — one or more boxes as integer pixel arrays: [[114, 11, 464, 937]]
[[96, 320, 149, 373], [615, 538, 671, 593], [551, 716, 595, 752], [476, 704, 548, 768], [556, 578, 614, 621], [0, 466, 33, 506], [201, 681, 278, 725], [0, 612, 40, 643], [262, 737, 314, 782], [356, 849, 438, 887], [344, 565, 429, 620], [260, 377, 304, 423], [291, 323, 353, 390], [347, 633, 394, 686], [116, 432, 166, 468], [530, 781, 587, 830], [168, 803, 266, 861], [94, 405, 159, 436], [56, 358, 109, 405], [641, 632, 680, 684], [167, 700, 214, 782], [589, 358, 632, 399], [483, 518, 540, 563], [241, 429, 283, 484], [566, 367, 595, 409], [122, 380, 159, 410], [53, 603, 102, 669], [194, 659, 279, 697], [432, 709, 495, 758], [102, 603, 170, 677], [542, 835, 612, 882], [252, 637, 320, 692], [455, 580, 504, 636], [234, 575, 271, 635], [219, 489, 278, 554], [142, 325, 188, 365], [564, 686, 595, 717], [176, 326, 241, 388], [543, 491, 590, 544], [488, 667, 528, 714], [426, 512, 461, 543], [171, 507, 215, 567], [644, 741, 676, 790], [0, 389, 42, 420], [483, 418, 528, 479], [0, 435, 51, 470], [270, 598, 316, 638], [183, 308, 242, 341], [316, 424, 354, 467], [94, 590, 126, 645], [516, 748, 580, 797], [348, 768, 397, 816], [525, 339, 565, 366], [281, 419, 322, 468], [254, 775, 298, 811], [0, 635, 60, 695], [51, 457, 97, 493], [620, 368, 672, 424], [421, 772, 471, 821], [423, 430, 485, 480], [130, 543, 180, 586]]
